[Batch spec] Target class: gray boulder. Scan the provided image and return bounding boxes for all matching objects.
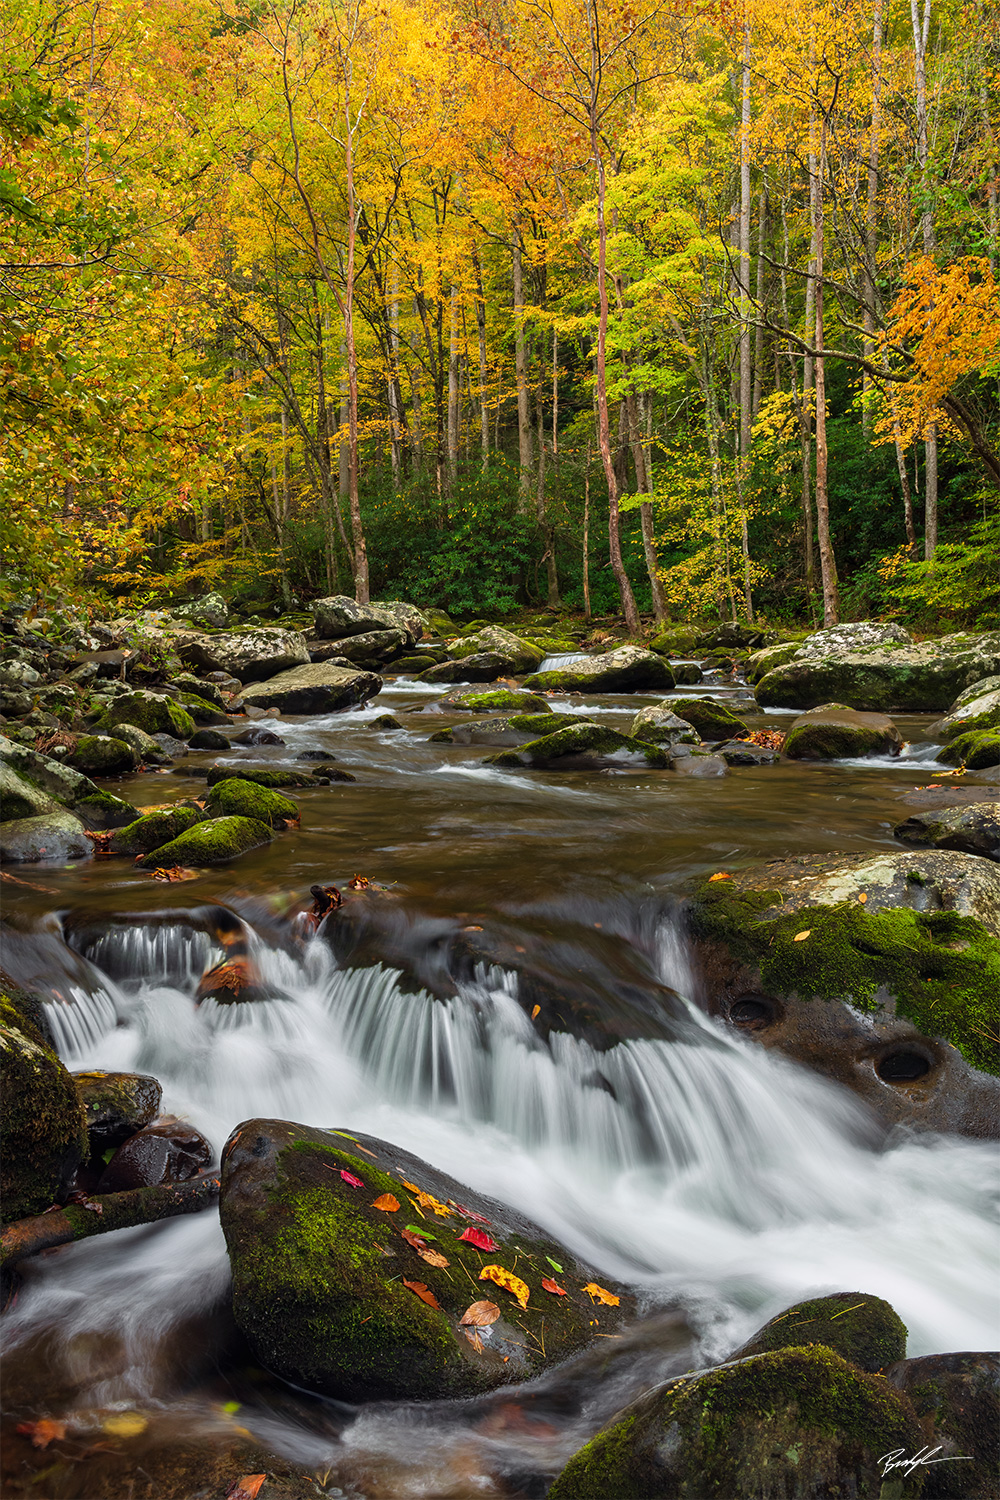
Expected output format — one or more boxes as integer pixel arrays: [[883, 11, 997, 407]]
[[0, 762, 59, 822], [783, 707, 903, 760], [175, 627, 310, 683], [932, 686, 1000, 742], [629, 704, 698, 746], [239, 662, 381, 715], [526, 645, 676, 693], [450, 625, 544, 675], [894, 803, 1000, 862], [113, 723, 172, 764], [328, 628, 408, 667], [756, 631, 1000, 712], [171, 591, 229, 629], [313, 596, 426, 645], [486, 722, 670, 770], [67, 734, 139, 776], [0, 810, 91, 863], [794, 621, 913, 658]]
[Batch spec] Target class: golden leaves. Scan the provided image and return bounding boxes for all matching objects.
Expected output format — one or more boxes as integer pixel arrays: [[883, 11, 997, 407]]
[[402, 1181, 454, 1216], [583, 1283, 619, 1306], [479, 1264, 530, 1308]]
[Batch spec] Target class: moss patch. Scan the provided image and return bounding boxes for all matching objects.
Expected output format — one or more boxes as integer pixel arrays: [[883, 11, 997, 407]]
[[736, 1293, 907, 1372], [205, 778, 299, 827], [487, 723, 669, 769], [67, 735, 137, 775], [72, 789, 141, 828], [936, 729, 1000, 769], [670, 697, 750, 740], [108, 806, 206, 855], [205, 766, 318, 789], [139, 815, 273, 867], [96, 691, 195, 740], [1, 994, 89, 1223], [443, 689, 550, 713]]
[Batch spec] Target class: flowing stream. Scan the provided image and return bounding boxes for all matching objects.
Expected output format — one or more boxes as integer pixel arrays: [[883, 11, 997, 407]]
[[2, 675, 997, 1498]]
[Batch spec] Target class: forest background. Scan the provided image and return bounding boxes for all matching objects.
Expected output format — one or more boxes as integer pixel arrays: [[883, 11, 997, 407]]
[[2, 0, 998, 632]]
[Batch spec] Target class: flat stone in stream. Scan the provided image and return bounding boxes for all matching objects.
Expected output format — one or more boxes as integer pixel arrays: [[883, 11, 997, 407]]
[[894, 803, 1000, 862], [485, 722, 670, 770], [238, 662, 381, 715], [220, 1118, 635, 1402]]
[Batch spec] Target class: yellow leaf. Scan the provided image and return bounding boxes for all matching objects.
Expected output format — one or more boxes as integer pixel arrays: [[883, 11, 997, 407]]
[[793, 930, 811, 942], [857, 893, 868, 904], [531, 1004, 540, 1019], [708, 872, 732, 881], [583, 1283, 620, 1306], [480, 1263, 530, 1308], [102, 1412, 148, 1437]]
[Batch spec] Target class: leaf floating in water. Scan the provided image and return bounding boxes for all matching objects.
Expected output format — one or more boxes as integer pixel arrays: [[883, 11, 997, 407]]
[[372, 1193, 400, 1212], [102, 1411, 148, 1437], [583, 1283, 620, 1306], [401, 1228, 428, 1250], [792, 930, 811, 942], [16, 1419, 66, 1448], [348, 874, 371, 889], [708, 872, 732, 882], [480, 1264, 530, 1308], [460, 1300, 501, 1327], [544, 1256, 563, 1273], [458, 1227, 499, 1253], [340, 1170, 364, 1188], [150, 866, 200, 882], [403, 1279, 440, 1309], [541, 1277, 567, 1296], [418, 1248, 450, 1268], [225, 1476, 266, 1500]]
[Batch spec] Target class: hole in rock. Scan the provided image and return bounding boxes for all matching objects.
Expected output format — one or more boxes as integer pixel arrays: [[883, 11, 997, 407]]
[[876, 1049, 933, 1083]]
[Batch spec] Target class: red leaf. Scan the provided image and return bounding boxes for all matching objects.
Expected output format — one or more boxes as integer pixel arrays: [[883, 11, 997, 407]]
[[403, 1279, 440, 1309], [458, 1226, 499, 1252], [455, 1203, 492, 1224], [340, 1170, 364, 1187], [401, 1228, 428, 1250], [541, 1277, 567, 1296]]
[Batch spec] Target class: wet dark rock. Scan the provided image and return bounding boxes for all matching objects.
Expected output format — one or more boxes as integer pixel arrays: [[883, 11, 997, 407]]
[[732, 1291, 907, 1371], [784, 707, 904, 760], [312, 764, 357, 783], [370, 713, 402, 729], [188, 728, 232, 750], [239, 662, 381, 715], [1, 990, 88, 1222], [296, 748, 331, 759], [526, 646, 675, 694], [0, 810, 92, 863], [219, 1118, 635, 1402], [72, 1070, 163, 1149], [67, 733, 139, 775], [96, 1116, 213, 1193], [669, 661, 703, 685], [139, 815, 274, 867], [894, 804, 1000, 862], [884, 1352, 999, 1499], [235, 724, 285, 746], [717, 739, 779, 766], [417, 652, 513, 684], [671, 751, 728, 776], [486, 723, 669, 771], [205, 777, 298, 827], [205, 765, 319, 789], [668, 696, 750, 740]]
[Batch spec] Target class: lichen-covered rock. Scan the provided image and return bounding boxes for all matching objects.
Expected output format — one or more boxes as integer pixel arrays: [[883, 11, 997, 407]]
[[313, 595, 426, 644], [895, 804, 1000, 862], [951, 675, 1000, 710], [113, 722, 172, 764], [0, 810, 91, 863], [417, 653, 516, 684], [668, 697, 750, 740], [1, 993, 89, 1223], [95, 690, 195, 740], [322, 628, 408, 668], [108, 806, 207, 855], [171, 591, 229, 629], [238, 662, 381, 715], [449, 626, 544, 674], [745, 641, 802, 683], [205, 765, 318, 789], [219, 1119, 635, 1402], [0, 762, 59, 822], [205, 778, 298, 827], [526, 646, 676, 694], [732, 1292, 907, 1372], [756, 632, 1000, 712], [885, 1352, 999, 1500], [783, 707, 903, 760], [936, 729, 1000, 769], [72, 1070, 162, 1149], [683, 851, 1000, 1133], [932, 687, 1000, 741], [188, 728, 231, 750], [629, 704, 699, 746], [548, 1345, 926, 1500], [139, 815, 273, 867], [1, 733, 131, 824], [486, 723, 670, 770], [437, 688, 551, 714], [175, 626, 310, 683], [696, 622, 778, 652], [67, 734, 139, 775], [796, 621, 914, 657]]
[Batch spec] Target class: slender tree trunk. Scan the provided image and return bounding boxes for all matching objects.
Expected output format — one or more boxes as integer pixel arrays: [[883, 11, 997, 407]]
[[388, 265, 404, 488], [910, 0, 937, 559], [863, 0, 884, 438], [343, 70, 368, 603], [814, 114, 840, 626], [512, 230, 534, 502], [752, 184, 767, 422], [737, 39, 755, 625], [472, 244, 490, 465], [627, 390, 665, 623], [803, 134, 818, 608], [447, 287, 460, 491], [582, 442, 592, 622]]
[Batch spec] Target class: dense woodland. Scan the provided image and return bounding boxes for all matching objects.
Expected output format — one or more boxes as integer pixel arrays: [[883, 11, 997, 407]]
[[2, 0, 998, 630]]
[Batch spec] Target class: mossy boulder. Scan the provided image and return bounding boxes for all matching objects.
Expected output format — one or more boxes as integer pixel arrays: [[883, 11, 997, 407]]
[[312, 595, 425, 645], [219, 1119, 635, 1403], [113, 722, 172, 764], [1, 993, 89, 1223], [936, 729, 1000, 770], [669, 697, 750, 740], [548, 1345, 926, 1500], [647, 626, 701, 656], [783, 708, 903, 760], [95, 690, 195, 740], [733, 1292, 907, 1372], [894, 804, 1000, 863], [0, 761, 59, 822], [0, 809, 92, 863], [417, 652, 516, 684], [72, 788, 141, 828], [173, 691, 231, 727], [67, 734, 139, 775], [392, 653, 439, 673], [205, 778, 299, 827], [486, 722, 670, 770], [205, 765, 318, 789], [629, 704, 699, 746], [436, 713, 580, 749], [526, 645, 675, 694], [173, 673, 227, 708], [437, 688, 550, 714], [932, 686, 1000, 741], [745, 641, 802, 683], [449, 625, 544, 674], [238, 663, 381, 715], [885, 1352, 999, 1499], [139, 815, 273, 868], [175, 626, 310, 683], [72, 1069, 162, 1149], [108, 806, 207, 855], [756, 632, 1000, 712]]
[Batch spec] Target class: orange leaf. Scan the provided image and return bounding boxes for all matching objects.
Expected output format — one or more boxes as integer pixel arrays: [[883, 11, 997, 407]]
[[418, 1248, 450, 1268], [792, 930, 811, 942], [460, 1299, 501, 1327], [708, 872, 732, 881], [225, 1477, 266, 1500], [479, 1264, 529, 1308], [401, 1228, 427, 1250], [541, 1277, 567, 1296], [857, 893, 868, 903], [531, 1004, 540, 1019], [372, 1193, 400, 1212], [403, 1279, 440, 1309], [16, 1419, 66, 1449], [583, 1283, 620, 1306]]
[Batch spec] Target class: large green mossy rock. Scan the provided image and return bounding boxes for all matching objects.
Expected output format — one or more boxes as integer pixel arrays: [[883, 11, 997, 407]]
[[437, 688, 550, 714], [756, 632, 1000, 712], [447, 625, 544, 674], [173, 691, 231, 727], [96, 690, 195, 740], [932, 686, 1000, 741], [629, 704, 699, 746], [486, 722, 670, 770], [205, 778, 299, 827], [526, 645, 675, 694], [72, 789, 140, 828], [219, 1119, 635, 1403], [0, 761, 59, 822], [669, 697, 750, 740], [783, 707, 903, 760], [139, 815, 273, 867], [894, 803, 1000, 863], [1, 992, 89, 1223], [648, 626, 701, 656], [108, 806, 207, 855], [936, 729, 1000, 769], [745, 641, 802, 683], [548, 1345, 926, 1500], [733, 1292, 907, 1372], [205, 765, 318, 789], [67, 734, 139, 775]]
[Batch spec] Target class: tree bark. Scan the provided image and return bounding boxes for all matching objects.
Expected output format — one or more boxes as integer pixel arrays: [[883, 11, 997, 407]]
[[2, 1173, 220, 1267], [447, 286, 460, 491], [814, 112, 840, 626], [910, 0, 937, 559], [472, 244, 490, 465], [512, 230, 534, 502]]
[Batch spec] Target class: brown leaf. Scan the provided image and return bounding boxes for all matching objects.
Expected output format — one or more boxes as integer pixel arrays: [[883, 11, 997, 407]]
[[401, 1228, 428, 1250], [372, 1193, 400, 1212], [403, 1279, 440, 1309], [465, 1328, 484, 1352], [418, 1247, 449, 1268], [348, 874, 371, 889], [150, 866, 200, 882], [531, 1004, 541, 1020], [225, 1477, 266, 1500], [16, 1418, 67, 1449], [460, 1300, 501, 1327]]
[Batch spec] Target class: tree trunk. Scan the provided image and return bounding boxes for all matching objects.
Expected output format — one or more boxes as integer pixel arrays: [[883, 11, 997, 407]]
[[512, 231, 534, 502], [2, 1173, 220, 1268], [447, 286, 460, 491], [910, 0, 937, 559], [582, 443, 591, 622], [863, 0, 884, 439], [388, 265, 404, 488], [343, 77, 369, 603], [472, 244, 490, 465], [814, 116, 840, 626]]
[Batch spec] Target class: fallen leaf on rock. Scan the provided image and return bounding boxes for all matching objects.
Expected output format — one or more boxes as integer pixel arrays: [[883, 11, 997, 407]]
[[531, 1004, 541, 1020], [403, 1185, 454, 1217], [339, 1170, 364, 1188], [545, 1256, 563, 1273], [858, 893, 868, 903], [583, 1283, 619, 1306], [465, 1328, 484, 1352], [460, 1300, 501, 1327], [401, 1228, 428, 1250], [348, 874, 371, 889], [541, 1277, 567, 1296], [102, 1412, 148, 1437], [16, 1419, 67, 1448], [225, 1475, 266, 1500], [418, 1248, 450, 1268], [458, 1227, 499, 1253], [405, 1223, 436, 1239], [792, 930, 811, 942], [480, 1264, 530, 1308], [708, 872, 732, 882], [403, 1279, 440, 1309], [372, 1193, 400, 1212], [455, 1204, 492, 1225]]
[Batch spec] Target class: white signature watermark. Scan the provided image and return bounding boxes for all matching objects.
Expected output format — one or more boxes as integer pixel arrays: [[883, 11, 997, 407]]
[[879, 1446, 973, 1479]]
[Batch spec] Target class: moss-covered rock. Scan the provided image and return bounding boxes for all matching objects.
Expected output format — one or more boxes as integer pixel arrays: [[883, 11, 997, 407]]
[[173, 691, 231, 726], [0, 809, 92, 863], [486, 722, 670, 770], [72, 788, 141, 828], [173, 673, 227, 707], [96, 690, 196, 740], [629, 704, 699, 746], [139, 815, 273, 867], [438, 688, 550, 714], [733, 1292, 907, 1372], [885, 1352, 999, 1499], [392, 654, 439, 673], [220, 1119, 635, 1403], [756, 633, 1000, 712], [205, 777, 299, 827], [668, 697, 750, 740], [745, 641, 802, 683], [205, 765, 318, 789], [647, 625, 701, 656], [936, 729, 1000, 769], [1, 993, 89, 1223], [932, 686, 1000, 741], [67, 734, 139, 775], [72, 1069, 162, 1149], [894, 804, 1000, 862], [113, 722, 172, 764], [108, 806, 207, 855], [0, 761, 58, 822], [548, 1345, 926, 1500], [783, 708, 903, 760], [448, 625, 544, 674], [526, 646, 675, 694]]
